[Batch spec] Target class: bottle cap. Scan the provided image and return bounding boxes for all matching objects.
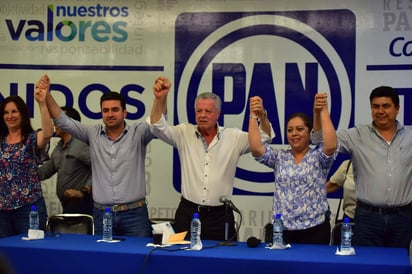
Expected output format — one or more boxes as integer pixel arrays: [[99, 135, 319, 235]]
[[105, 207, 111, 213], [194, 213, 199, 218], [275, 213, 281, 219], [31, 205, 37, 211], [343, 217, 350, 223]]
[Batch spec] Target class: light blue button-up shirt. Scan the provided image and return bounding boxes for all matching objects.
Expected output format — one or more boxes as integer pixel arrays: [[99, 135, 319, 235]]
[[54, 112, 155, 205], [312, 121, 412, 207]]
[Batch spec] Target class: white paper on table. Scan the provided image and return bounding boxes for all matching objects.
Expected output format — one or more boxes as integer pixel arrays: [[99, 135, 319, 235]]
[[151, 222, 175, 245], [96, 239, 122, 243], [21, 229, 44, 240], [265, 242, 291, 250]]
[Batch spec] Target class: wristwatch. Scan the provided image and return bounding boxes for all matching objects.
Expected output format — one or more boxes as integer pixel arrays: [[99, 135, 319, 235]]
[[80, 186, 89, 197], [261, 109, 267, 119]]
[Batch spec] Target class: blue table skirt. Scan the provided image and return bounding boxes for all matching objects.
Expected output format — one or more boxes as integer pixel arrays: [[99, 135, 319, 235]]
[[0, 234, 410, 274]]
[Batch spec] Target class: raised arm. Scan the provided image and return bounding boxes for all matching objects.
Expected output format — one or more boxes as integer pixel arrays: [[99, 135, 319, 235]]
[[34, 75, 53, 149], [312, 100, 321, 134], [313, 92, 337, 156], [36, 74, 63, 119], [248, 96, 266, 157], [250, 96, 272, 138], [150, 76, 171, 124]]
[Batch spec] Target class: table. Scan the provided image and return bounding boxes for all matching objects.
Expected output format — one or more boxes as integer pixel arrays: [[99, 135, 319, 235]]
[[0, 234, 410, 274]]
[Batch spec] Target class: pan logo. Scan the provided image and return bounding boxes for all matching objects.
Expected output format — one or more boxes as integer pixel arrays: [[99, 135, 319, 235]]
[[173, 10, 355, 196]]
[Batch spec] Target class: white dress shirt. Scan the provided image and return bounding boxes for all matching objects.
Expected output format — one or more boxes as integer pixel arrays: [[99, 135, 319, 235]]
[[147, 115, 274, 206]]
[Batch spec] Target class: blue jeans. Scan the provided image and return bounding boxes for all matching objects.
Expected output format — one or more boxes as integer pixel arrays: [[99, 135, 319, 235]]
[[353, 204, 412, 248], [93, 204, 151, 237], [0, 197, 48, 238]]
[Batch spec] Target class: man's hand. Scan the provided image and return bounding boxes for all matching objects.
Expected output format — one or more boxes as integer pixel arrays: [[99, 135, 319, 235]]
[[314, 92, 328, 113], [153, 76, 171, 99], [63, 189, 83, 199], [249, 96, 266, 119], [34, 75, 50, 103]]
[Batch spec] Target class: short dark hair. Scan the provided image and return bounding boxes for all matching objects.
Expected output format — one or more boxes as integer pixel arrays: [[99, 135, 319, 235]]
[[61, 106, 81, 122], [369, 86, 399, 108], [286, 112, 313, 132], [100, 92, 126, 110]]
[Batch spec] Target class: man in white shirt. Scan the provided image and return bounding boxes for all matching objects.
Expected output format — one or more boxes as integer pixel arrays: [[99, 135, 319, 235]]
[[148, 76, 274, 241]]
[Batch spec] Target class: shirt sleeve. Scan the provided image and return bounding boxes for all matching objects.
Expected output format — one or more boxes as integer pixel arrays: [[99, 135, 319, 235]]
[[310, 129, 322, 145], [259, 122, 275, 144], [54, 112, 90, 144], [329, 160, 349, 187], [253, 144, 278, 169], [37, 155, 57, 181], [146, 114, 178, 147]]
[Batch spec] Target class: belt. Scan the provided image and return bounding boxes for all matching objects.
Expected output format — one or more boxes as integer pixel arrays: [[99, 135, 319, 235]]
[[357, 200, 412, 214], [94, 198, 146, 212], [181, 197, 226, 213]]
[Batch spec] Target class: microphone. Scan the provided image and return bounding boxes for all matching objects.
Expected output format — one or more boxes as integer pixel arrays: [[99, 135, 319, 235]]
[[219, 196, 241, 214], [246, 236, 261, 248]]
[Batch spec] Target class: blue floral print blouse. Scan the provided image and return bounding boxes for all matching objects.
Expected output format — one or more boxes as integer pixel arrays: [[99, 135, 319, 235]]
[[255, 144, 337, 230]]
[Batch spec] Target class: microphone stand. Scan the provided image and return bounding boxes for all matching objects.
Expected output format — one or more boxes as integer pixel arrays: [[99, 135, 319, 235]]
[[224, 203, 229, 241], [219, 200, 241, 246]]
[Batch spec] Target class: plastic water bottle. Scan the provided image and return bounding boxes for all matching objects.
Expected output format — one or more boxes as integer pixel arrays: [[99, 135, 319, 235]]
[[272, 213, 283, 245], [190, 213, 202, 250], [340, 217, 352, 252], [102, 207, 112, 241], [29, 205, 39, 230]]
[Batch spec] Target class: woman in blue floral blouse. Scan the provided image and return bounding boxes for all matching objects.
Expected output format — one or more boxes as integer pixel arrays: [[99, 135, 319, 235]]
[[248, 93, 338, 244], [0, 75, 53, 238]]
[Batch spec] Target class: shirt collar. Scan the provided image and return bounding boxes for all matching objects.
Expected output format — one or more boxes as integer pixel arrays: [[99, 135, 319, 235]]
[[100, 122, 129, 138], [194, 123, 222, 140], [371, 120, 403, 133]]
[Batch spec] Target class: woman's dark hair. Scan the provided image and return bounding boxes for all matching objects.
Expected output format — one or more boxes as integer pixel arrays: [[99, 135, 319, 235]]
[[0, 96, 34, 142], [286, 112, 313, 132], [100, 91, 126, 110]]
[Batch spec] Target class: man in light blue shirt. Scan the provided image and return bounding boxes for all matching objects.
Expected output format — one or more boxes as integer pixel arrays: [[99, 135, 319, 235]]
[[39, 75, 166, 237], [312, 86, 412, 249]]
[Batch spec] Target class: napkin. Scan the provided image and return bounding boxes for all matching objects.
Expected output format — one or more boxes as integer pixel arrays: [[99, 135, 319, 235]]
[[21, 229, 44, 240], [335, 247, 356, 255], [265, 242, 291, 249]]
